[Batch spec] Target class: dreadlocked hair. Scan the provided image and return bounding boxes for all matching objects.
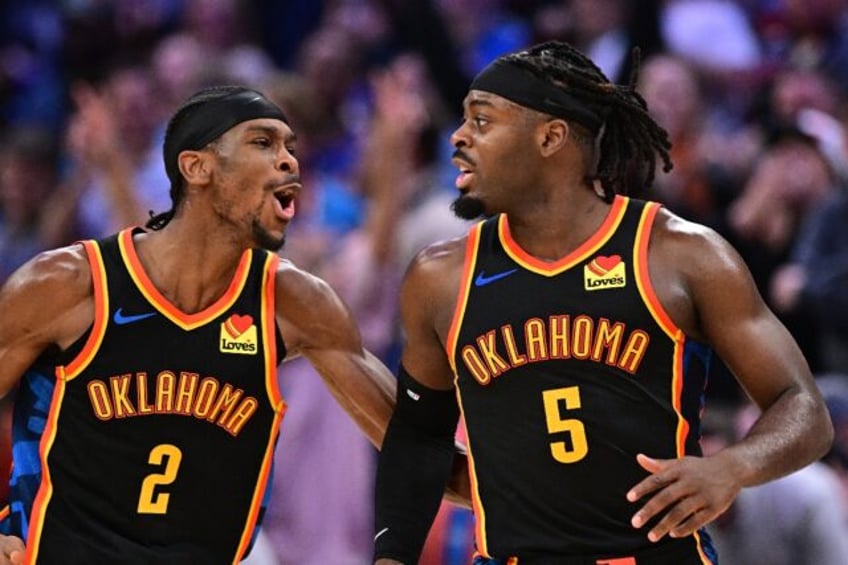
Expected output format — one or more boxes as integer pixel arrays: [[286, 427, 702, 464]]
[[502, 41, 673, 201], [146, 85, 249, 230]]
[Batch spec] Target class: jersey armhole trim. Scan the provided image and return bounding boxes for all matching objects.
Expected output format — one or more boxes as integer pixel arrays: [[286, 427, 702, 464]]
[[633, 203, 682, 342], [445, 222, 483, 375], [261, 253, 284, 412], [61, 240, 108, 380], [236, 253, 285, 563]]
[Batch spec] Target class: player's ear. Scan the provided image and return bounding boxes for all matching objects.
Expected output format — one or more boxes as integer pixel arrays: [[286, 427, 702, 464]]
[[539, 118, 568, 157], [178, 149, 213, 187]]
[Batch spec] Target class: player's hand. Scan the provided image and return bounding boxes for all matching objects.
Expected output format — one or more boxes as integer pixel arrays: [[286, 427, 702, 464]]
[[0, 534, 25, 564], [626, 453, 742, 542]]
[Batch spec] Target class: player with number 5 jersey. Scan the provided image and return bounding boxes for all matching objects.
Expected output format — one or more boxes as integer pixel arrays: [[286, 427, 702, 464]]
[[450, 196, 712, 559], [372, 41, 832, 565]]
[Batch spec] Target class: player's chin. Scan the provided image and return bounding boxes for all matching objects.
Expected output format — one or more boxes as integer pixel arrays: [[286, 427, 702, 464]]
[[451, 194, 486, 220], [252, 223, 287, 252]]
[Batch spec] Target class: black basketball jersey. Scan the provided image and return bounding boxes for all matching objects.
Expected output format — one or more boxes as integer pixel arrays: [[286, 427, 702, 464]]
[[7, 228, 286, 564], [447, 197, 716, 561]]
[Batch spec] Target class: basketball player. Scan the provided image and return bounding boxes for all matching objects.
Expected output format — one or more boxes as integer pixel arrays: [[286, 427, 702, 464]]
[[0, 86, 460, 564], [373, 42, 833, 564]]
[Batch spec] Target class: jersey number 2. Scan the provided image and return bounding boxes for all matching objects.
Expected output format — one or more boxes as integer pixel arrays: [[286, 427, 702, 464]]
[[138, 444, 183, 514], [542, 386, 588, 463]]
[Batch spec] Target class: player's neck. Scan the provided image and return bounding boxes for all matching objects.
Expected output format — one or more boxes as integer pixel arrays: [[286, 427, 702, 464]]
[[133, 222, 249, 314], [504, 188, 612, 262]]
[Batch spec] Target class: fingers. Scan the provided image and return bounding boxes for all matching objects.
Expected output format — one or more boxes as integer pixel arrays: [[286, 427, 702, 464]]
[[628, 454, 679, 540], [627, 454, 733, 543], [668, 508, 713, 539], [635, 490, 706, 542], [635, 453, 660, 472], [626, 453, 667, 503]]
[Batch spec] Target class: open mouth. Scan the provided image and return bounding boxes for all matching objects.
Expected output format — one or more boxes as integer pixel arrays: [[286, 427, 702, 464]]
[[455, 167, 474, 189], [272, 185, 299, 220], [275, 192, 295, 208]]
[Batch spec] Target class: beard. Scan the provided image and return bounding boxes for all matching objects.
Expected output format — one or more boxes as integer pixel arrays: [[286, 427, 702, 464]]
[[252, 220, 286, 251], [451, 194, 487, 220]]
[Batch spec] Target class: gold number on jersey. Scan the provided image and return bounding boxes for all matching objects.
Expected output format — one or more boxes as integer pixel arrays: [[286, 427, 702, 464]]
[[137, 444, 183, 514], [542, 386, 588, 464]]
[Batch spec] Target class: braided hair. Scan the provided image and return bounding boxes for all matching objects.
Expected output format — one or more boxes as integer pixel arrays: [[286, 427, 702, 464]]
[[146, 85, 248, 230], [501, 41, 673, 201]]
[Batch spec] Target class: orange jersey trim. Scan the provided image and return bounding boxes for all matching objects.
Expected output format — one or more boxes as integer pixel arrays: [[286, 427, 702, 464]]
[[63, 241, 109, 380], [261, 253, 284, 411], [118, 229, 252, 330], [632, 203, 689, 456], [456, 394, 489, 557], [24, 377, 67, 564], [446, 223, 483, 373], [443, 222, 489, 554], [27, 240, 106, 560], [633, 203, 679, 340], [499, 195, 629, 276], [234, 252, 284, 563], [693, 529, 718, 564], [234, 406, 284, 562], [672, 341, 689, 456]]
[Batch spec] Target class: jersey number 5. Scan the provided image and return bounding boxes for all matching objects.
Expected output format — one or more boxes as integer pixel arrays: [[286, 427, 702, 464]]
[[542, 386, 588, 463], [138, 444, 183, 514]]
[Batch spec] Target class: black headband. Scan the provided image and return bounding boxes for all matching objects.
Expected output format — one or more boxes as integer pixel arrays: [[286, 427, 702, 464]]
[[164, 89, 288, 186], [469, 59, 604, 132]]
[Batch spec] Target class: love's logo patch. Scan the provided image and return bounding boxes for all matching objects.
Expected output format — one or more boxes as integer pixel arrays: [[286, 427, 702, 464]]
[[584, 254, 626, 291], [220, 314, 258, 354]]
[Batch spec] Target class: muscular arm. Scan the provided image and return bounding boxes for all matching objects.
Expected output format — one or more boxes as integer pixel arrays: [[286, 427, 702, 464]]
[[374, 240, 465, 565], [0, 245, 93, 564], [666, 213, 832, 483], [0, 245, 94, 398], [628, 211, 833, 541], [275, 260, 396, 447], [274, 259, 470, 508]]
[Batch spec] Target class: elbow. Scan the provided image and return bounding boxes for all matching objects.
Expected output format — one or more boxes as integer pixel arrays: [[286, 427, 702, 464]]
[[809, 398, 836, 462]]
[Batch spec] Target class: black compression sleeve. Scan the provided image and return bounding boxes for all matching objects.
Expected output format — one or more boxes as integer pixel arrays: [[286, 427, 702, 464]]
[[373, 365, 460, 564]]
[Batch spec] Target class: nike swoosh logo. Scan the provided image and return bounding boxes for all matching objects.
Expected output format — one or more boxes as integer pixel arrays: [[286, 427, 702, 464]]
[[113, 308, 157, 325], [374, 527, 389, 542], [474, 268, 518, 287]]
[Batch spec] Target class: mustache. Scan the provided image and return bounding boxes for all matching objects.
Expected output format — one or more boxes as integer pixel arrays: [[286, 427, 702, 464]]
[[266, 175, 302, 190], [452, 149, 475, 167]]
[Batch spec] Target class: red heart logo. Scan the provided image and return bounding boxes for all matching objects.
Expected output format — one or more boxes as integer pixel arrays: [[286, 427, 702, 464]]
[[226, 314, 253, 337], [595, 255, 621, 272]]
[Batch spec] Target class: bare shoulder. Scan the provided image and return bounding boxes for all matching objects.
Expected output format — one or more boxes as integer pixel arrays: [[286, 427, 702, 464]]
[[0, 243, 94, 365], [401, 234, 469, 341], [1, 243, 92, 310], [403, 235, 467, 297], [648, 207, 763, 339], [274, 258, 337, 305], [273, 258, 358, 356], [650, 207, 748, 285]]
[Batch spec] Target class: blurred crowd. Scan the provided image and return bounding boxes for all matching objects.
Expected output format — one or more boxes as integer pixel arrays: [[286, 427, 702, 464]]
[[1, 0, 848, 563]]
